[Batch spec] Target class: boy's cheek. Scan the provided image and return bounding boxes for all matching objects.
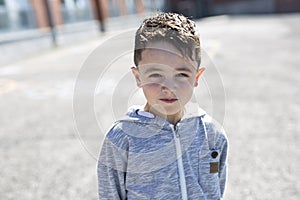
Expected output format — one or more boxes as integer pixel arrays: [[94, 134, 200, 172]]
[[177, 81, 195, 89]]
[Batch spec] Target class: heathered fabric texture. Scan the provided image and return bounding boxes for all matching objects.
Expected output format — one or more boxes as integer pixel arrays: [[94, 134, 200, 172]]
[[97, 105, 228, 200]]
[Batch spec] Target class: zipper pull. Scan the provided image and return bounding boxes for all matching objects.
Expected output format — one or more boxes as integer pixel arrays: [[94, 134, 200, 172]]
[[170, 124, 180, 138], [174, 124, 180, 138]]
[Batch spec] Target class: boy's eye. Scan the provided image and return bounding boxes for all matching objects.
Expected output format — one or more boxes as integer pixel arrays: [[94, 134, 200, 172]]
[[176, 73, 189, 78], [148, 73, 163, 78]]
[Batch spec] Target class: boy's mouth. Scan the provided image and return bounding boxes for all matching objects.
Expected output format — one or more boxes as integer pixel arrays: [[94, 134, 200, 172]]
[[159, 98, 178, 103]]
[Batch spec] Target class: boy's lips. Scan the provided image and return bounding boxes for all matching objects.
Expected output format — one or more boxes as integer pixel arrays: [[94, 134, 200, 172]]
[[159, 98, 178, 103]]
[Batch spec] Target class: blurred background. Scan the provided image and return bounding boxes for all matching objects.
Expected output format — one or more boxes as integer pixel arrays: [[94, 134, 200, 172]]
[[0, 0, 299, 200], [1, 0, 300, 64]]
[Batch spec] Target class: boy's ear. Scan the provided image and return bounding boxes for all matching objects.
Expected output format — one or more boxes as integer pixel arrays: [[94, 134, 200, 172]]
[[194, 67, 206, 87], [131, 66, 142, 87]]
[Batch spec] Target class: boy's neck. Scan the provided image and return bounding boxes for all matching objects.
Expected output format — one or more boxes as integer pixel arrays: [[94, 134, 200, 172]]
[[144, 103, 183, 125]]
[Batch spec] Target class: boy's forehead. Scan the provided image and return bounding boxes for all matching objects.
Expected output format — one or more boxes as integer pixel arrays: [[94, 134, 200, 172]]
[[141, 41, 198, 70], [145, 41, 181, 56]]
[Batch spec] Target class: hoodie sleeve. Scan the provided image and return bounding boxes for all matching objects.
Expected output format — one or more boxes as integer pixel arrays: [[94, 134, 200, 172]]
[[97, 125, 128, 200], [203, 115, 229, 199], [218, 132, 228, 198]]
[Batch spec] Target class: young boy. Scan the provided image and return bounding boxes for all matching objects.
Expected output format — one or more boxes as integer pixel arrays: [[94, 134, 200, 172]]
[[98, 12, 228, 200]]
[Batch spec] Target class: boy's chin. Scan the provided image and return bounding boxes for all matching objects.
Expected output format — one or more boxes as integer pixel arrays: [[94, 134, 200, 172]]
[[146, 104, 183, 119]]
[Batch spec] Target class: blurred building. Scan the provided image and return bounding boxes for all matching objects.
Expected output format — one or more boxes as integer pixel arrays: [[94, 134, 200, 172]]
[[164, 0, 300, 18], [0, 0, 163, 32], [164, 0, 210, 18], [211, 0, 300, 15], [0, 0, 299, 32], [0, 0, 36, 30]]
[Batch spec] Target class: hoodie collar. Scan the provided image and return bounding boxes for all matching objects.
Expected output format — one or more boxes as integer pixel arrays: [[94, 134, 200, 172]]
[[125, 102, 206, 126]]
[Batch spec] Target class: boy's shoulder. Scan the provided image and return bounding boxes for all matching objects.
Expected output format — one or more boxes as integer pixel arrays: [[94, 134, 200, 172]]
[[184, 102, 227, 139], [201, 114, 226, 134], [200, 113, 228, 149], [104, 108, 152, 140]]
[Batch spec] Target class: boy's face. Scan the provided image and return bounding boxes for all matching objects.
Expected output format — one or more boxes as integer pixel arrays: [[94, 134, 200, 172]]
[[132, 41, 204, 119]]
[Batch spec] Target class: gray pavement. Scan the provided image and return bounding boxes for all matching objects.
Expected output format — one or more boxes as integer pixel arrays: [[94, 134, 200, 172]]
[[0, 13, 300, 199]]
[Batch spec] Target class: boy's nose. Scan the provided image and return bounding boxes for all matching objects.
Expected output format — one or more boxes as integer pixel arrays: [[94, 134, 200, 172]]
[[161, 79, 176, 92]]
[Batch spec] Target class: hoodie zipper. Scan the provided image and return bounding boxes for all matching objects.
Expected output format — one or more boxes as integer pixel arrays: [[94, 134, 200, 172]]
[[170, 124, 188, 200]]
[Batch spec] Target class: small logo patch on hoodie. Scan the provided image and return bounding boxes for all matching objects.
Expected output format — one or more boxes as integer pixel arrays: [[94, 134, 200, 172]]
[[210, 162, 219, 173]]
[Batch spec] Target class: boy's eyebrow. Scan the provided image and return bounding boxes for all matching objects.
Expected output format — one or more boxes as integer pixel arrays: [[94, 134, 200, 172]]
[[143, 67, 195, 74], [175, 67, 193, 73]]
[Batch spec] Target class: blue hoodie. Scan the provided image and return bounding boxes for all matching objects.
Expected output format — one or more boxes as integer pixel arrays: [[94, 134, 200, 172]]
[[98, 105, 228, 200]]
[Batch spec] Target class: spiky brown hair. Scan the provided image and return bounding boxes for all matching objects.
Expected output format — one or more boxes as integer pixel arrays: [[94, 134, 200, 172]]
[[134, 12, 201, 68]]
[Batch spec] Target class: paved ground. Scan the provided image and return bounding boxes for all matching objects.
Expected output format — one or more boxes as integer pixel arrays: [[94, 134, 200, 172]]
[[0, 14, 299, 199]]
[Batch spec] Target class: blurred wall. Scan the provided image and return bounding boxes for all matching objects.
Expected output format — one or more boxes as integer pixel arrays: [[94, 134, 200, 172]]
[[31, 0, 63, 28], [164, 0, 300, 18], [211, 0, 300, 14], [211, 0, 275, 15], [0, 0, 36, 30], [275, 0, 300, 13], [0, 0, 163, 32]]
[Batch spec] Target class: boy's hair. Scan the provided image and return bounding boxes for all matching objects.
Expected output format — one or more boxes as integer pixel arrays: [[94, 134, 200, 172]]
[[134, 12, 201, 68]]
